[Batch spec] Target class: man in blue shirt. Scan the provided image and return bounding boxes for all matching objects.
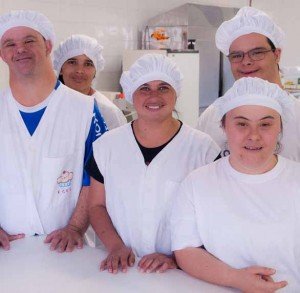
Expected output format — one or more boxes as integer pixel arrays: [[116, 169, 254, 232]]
[[0, 10, 107, 251]]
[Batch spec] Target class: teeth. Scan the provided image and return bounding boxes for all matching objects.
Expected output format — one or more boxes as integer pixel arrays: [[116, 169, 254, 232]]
[[245, 146, 262, 150], [147, 105, 160, 109]]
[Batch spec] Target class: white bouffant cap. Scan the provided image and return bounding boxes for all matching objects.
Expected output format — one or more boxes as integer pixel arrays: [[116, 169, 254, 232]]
[[53, 34, 105, 75], [120, 54, 183, 103], [0, 10, 55, 45], [214, 77, 294, 121], [216, 7, 285, 55]]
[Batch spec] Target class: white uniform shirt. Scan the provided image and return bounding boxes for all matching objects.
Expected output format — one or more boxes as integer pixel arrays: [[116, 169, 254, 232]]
[[0, 84, 94, 235], [196, 94, 300, 160], [171, 156, 300, 292], [93, 123, 220, 257], [92, 91, 127, 130]]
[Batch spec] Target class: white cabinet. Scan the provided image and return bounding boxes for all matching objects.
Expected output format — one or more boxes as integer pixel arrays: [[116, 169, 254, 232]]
[[167, 52, 199, 128]]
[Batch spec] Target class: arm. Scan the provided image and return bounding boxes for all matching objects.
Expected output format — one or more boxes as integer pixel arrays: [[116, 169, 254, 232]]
[[44, 186, 89, 252], [88, 177, 135, 273], [44, 102, 108, 252], [175, 247, 287, 292]]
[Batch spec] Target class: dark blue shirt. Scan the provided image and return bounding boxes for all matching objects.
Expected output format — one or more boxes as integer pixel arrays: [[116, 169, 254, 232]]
[[19, 81, 107, 186]]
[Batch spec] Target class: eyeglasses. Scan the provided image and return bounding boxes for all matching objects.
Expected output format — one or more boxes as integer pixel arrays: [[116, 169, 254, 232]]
[[227, 48, 275, 63]]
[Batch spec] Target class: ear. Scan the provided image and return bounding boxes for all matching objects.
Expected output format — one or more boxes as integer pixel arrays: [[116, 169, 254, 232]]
[[45, 39, 53, 56], [0, 48, 7, 63], [274, 48, 281, 63]]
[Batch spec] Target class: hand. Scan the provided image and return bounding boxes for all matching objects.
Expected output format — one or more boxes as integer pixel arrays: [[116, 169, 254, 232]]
[[44, 225, 83, 252], [100, 245, 135, 274], [0, 228, 24, 250], [232, 266, 288, 293], [138, 253, 177, 273]]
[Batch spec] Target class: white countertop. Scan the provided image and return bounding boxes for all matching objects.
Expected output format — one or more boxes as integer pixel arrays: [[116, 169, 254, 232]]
[[0, 236, 234, 293]]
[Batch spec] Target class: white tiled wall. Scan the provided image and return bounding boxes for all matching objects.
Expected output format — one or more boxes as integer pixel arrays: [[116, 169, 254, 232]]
[[251, 0, 300, 67], [0, 0, 247, 91]]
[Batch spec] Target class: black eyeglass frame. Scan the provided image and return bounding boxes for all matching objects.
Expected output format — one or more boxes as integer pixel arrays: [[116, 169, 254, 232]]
[[227, 48, 276, 63]]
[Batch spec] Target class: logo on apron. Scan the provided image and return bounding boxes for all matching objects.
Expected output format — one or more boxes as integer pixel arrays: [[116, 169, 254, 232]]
[[57, 170, 73, 195]]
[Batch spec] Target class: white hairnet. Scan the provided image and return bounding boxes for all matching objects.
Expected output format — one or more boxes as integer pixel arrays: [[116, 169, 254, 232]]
[[214, 77, 294, 121], [120, 54, 183, 103], [0, 10, 55, 45], [216, 7, 285, 55], [53, 34, 104, 75]]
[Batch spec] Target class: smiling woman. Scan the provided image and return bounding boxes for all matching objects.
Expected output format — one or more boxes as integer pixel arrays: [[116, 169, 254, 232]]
[[53, 34, 127, 130], [60, 54, 96, 95], [223, 105, 281, 174], [87, 53, 220, 275], [132, 80, 177, 127], [171, 77, 300, 292]]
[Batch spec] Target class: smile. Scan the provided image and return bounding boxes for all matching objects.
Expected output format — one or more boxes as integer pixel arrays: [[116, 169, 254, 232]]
[[72, 77, 86, 82], [244, 146, 263, 151], [240, 69, 259, 75], [145, 104, 164, 110], [15, 56, 31, 62]]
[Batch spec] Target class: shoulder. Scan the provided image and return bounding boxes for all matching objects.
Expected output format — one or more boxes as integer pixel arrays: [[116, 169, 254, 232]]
[[0, 88, 8, 105], [180, 123, 219, 148], [198, 104, 218, 122], [93, 91, 119, 110], [93, 91, 127, 128], [56, 83, 94, 109], [196, 103, 220, 130], [181, 159, 222, 199], [187, 158, 220, 180], [92, 123, 131, 166], [201, 103, 217, 117], [93, 123, 130, 147], [279, 155, 300, 172]]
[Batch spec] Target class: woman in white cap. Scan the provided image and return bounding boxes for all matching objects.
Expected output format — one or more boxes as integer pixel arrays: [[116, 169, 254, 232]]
[[197, 7, 300, 162], [53, 34, 127, 130], [87, 54, 220, 274], [172, 77, 300, 292]]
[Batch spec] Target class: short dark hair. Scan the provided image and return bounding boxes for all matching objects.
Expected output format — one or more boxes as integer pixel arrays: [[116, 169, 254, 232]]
[[266, 37, 279, 71], [266, 37, 276, 50], [58, 74, 64, 84]]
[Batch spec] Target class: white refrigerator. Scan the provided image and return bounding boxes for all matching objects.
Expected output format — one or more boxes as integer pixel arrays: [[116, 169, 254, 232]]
[[122, 50, 200, 128]]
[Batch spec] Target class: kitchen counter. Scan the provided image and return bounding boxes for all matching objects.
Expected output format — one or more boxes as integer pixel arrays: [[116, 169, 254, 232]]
[[0, 236, 235, 293]]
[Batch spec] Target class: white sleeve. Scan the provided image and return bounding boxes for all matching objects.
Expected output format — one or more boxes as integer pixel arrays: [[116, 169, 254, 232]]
[[105, 107, 127, 130], [171, 177, 203, 251]]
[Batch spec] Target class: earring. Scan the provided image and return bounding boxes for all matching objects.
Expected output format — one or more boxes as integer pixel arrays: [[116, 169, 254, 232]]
[[221, 142, 230, 157]]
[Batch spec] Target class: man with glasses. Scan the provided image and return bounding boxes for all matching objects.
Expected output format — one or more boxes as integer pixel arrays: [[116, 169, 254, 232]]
[[196, 6, 300, 161]]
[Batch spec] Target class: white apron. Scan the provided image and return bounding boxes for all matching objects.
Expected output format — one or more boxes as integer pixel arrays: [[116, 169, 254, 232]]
[[93, 123, 220, 257], [0, 85, 93, 235]]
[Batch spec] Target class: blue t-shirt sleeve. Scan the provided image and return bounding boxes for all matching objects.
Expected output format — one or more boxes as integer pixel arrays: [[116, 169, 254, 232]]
[[82, 100, 108, 186]]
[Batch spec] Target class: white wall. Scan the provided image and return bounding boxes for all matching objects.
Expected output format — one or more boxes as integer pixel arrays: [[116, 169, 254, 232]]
[[0, 0, 247, 91], [251, 0, 300, 67]]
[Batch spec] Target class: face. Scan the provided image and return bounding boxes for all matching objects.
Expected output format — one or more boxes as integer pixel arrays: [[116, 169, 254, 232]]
[[60, 54, 96, 95], [229, 33, 281, 83], [224, 105, 281, 174], [0, 26, 52, 77], [132, 80, 176, 122]]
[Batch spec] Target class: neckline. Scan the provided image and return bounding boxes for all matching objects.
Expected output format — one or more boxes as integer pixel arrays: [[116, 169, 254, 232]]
[[223, 155, 285, 183], [131, 120, 183, 150]]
